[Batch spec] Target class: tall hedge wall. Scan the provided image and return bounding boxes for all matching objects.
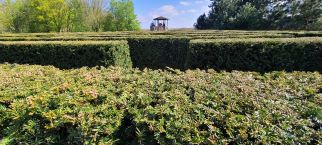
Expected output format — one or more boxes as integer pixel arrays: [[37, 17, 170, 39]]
[[127, 38, 190, 69], [0, 41, 132, 69], [0, 64, 321, 144], [0, 37, 321, 71], [186, 38, 322, 72]]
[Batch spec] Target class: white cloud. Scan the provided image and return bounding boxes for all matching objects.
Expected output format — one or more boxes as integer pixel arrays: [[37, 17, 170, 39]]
[[137, 15, 148, 23], [194, 0, 211, 14], [187, 9, 197, 13], [158, 5, 180, 16], [195, 0, 208, 4], [201, 5, 210, 13], [180, 1, 191, 6], [179, 9, 198, 14]]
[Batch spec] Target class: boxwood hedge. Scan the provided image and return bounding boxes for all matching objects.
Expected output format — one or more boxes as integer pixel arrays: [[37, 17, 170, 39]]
[[0, 30, 321, 39], [0, 37, 321, 72], [0, 41, 132, 69], [186, 38, 322, 72], [127, 38, 190, 69], [0, 64, 321, 144]]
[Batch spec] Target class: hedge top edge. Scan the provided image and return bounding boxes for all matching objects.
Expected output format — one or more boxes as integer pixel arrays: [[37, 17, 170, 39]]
[[191, 37, 322, 43], [0, 40, 128, 45]]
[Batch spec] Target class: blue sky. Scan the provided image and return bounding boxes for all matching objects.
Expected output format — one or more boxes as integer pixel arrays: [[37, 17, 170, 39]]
[[132, 0, 211, 29]]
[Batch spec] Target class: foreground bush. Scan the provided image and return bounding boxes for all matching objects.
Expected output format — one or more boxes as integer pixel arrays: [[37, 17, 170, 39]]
[[0, 64, 321, 144], [0, 41, 132, 69]]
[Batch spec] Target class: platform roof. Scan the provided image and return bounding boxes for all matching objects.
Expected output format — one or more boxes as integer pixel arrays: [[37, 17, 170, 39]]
[[153, 16, 169, 20]]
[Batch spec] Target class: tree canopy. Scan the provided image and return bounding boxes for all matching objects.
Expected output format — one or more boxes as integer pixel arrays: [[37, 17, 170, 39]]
[[103, 0, 140, 31], [195, 0, 322, 30], [0, 0, 140, 32]]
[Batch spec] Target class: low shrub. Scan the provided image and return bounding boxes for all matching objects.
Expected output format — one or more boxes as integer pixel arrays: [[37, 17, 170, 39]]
[[186, 38, 322, 72], [0, 41, 132, 69], [127, 37, 190, 69], [0, 64, 321, 144]]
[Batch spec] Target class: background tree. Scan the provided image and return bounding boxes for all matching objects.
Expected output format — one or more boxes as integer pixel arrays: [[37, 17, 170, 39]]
[[194, 13, 210, 29], [40, 0, 70, 32], [65, 0, 89, 32], [103, 0, 140, 31], [0, 0, 140, 32], [84, 0, 106, 32], [0, 0, 29, 32], [311, 14, 322, 30], [294, 0, 322, 30], [208, 0, 239, 29], [195, 0, 322, 30], [235, 3, 263, 29]]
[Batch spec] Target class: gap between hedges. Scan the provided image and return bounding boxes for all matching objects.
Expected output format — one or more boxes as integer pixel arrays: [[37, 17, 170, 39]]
[[0, 37, 321, 72]]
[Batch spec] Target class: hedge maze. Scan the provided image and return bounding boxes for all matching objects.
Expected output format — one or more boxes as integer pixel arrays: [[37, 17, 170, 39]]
[[0, 30, 322, 71], [0, 30, 321, 144]]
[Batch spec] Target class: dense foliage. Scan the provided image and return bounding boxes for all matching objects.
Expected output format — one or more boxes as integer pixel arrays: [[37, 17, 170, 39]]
[[195, 0, 322, 30], [0, 0, 140, 32], [0, 64, 321, 144], [0, 41, 132, 69], [103, 0, 140, 31], [127, 38, 190, 70], [0, 29, 321, 144], [187, 38, 322, 72], [0, 31, 321, 71]]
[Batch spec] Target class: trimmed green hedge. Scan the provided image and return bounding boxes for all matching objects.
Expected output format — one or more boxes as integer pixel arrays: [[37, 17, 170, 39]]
[[0, 30, 321, 38], [186, 38, 322, 72], [128, 38, 190, 69], [0, 64, 321, 144], [0, 33, 294, 41], [0, 41, 132, 69], [0, 36, 321, 72], [0, 37, 128, 41]]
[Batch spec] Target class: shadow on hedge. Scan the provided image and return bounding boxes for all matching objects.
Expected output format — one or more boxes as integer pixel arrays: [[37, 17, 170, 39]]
[[113, 112, 159, 145]]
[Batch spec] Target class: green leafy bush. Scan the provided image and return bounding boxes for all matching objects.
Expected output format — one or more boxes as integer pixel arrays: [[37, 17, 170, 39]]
[[186, 38, 322, 72], [0, 41, 132, 69], [0, 64, 321, 144], [127, 37, 190, 69]]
